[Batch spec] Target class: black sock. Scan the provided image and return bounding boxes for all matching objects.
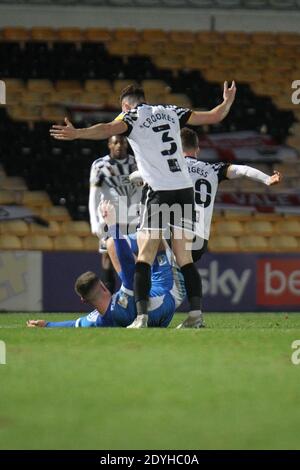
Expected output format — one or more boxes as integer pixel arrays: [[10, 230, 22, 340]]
[[180, 263, 202, 311], [134, 261, 151, 316], [101, 267, 115, 294]]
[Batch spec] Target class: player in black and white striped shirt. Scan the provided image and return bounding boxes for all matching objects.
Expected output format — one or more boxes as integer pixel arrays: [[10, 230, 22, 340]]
[[50, 82, 236, 328], [89, 134, 142, 292]]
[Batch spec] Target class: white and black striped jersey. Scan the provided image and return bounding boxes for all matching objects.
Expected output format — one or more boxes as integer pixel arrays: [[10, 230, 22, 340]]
[[185, 157, 230, 240], [121, 103, 193, 191], [89, 154, 142, 233], [90, 154, 141, 203]]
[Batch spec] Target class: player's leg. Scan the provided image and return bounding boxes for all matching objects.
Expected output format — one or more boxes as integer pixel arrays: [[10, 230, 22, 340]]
[[172, 230, 204, 328], [106, 236, 122, 275], [99, 238, 116, 294], [170, 187, 204, 328], [128, 229, 162, 328]]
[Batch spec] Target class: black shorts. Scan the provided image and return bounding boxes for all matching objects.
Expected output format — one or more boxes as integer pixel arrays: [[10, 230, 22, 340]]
[[139, 184, 196, 232]]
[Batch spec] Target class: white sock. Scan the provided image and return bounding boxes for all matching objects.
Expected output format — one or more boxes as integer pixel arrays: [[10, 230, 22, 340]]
[[188, 310, 202, 319]]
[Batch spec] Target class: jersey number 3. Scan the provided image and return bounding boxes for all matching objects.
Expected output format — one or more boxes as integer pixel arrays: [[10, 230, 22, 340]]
[[153, 124, 181, 173]]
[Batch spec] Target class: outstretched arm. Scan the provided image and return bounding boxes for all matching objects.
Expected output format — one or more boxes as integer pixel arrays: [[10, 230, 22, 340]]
[[226, 165, 282, 186], [50, 117, 128, 141], [100, 200, 136, 290], [187, 81, 236, 126]]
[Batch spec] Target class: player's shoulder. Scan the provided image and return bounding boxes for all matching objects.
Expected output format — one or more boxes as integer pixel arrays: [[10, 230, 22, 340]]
[[91, 155, 110, 168]]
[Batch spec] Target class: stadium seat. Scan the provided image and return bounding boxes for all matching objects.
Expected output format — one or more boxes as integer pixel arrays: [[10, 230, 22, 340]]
[[0, 190, 15, 205], [0, 234, 22, 250], [22, 191, 52, 208], [2, 27, 30, 41], [215, 221, 245, 236], [30, 220, 61, 237], [30, 27, 57, 41], [276, 219, 300, 237], [245, 220, 275, 236], [85, 28, 113, 43], [238, 235, 269, 252], [0, 220, 29, 237], [209, 235, 238, 252], [57, 28, 83, 42], [3, 176, 26, 192], [83, 236, 100, 251], [142, 29, 168, 43], [54, 235, 84, 251], [269, 235, 299, 252], [42, 206, 71, 223], [168, 31, 196, 44], [114, 29, 140, 42], [84, 80, 113, 93], [22, 235, 54, 251], [27, 80, 54, 93], [62, 221, 91, 237]]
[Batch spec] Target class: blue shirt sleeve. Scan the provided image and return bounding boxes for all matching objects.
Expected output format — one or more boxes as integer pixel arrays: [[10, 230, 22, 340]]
[[45, 320, 76, 328], [109, 224, 135, 290]]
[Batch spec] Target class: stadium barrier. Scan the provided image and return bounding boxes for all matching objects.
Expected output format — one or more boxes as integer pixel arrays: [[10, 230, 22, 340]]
[[0, 250, 299, 313]]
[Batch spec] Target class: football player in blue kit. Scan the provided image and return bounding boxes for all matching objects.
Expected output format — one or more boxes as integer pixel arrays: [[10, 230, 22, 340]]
[[27, 201, 185, 329]]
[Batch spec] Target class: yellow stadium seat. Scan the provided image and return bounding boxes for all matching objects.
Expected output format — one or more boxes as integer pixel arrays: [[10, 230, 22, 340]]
[[21, 91, 48, 105], [55, 80, 82, 92], [0, 235, 22, 250], [278, 33, 300, 46], [209, 235, 238, 252], [84, 80, 113, 94], [48, 90, 81, 104], [22, 235, 53, 251], [41, 105, 66, 122], [276, 219, 300, 236], [142, 80, 168, 94], [113, 79, 138, 95], [253, 213, 282, 222], [114, 29, 140, 42], [85, 28, 113, 43], [31, 27, 57, 41], [3, 79, 25, 93], [78, 92, 108, 107], [215, 220, 245, 236], [223, 32, 251, 45], [239, 235, 269, 252], [30, 220, 61, 237], [136, 41, 162, 56], [7, 105, 42, 122], [2, 177, 27, 191], [42, 206, 71, 223], [0, 190, 16, 204], [2, 27, 30, 41], [58, 27, 83, 42], [169, 31, 196, 45], [269, 235, 299, 252], [163, 42, 188, 57], [107, 41, 137, 56], [22, 191, 52, 208], [0, 220, 29, 237], [54, 235, 84, 251], [197, 32, 223, 44], [83, 236, 100, 251], [27, 80, 54, 93], [154, 55, 184, 71], [251, 32, 278, 46], [142, 29, 168, 43], [223, 211, 253, 221], [5, 90, 22, 106], [62, 221, 91, 237], [245, 220, 275, 236]]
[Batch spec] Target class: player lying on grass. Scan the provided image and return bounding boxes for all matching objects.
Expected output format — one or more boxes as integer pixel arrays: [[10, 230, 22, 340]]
[[27, 201, 186, 329]]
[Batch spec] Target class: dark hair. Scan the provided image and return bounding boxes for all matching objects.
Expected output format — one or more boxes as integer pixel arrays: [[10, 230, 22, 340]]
[[180, 127, 199, 152], [119, 85, 145, 105], [74, 271, 99, 299]]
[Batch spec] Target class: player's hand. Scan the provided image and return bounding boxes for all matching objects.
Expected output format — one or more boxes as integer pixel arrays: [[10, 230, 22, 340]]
[[50, 117, 78, 141], [129, 171, 144, 186], [223, 81, 236, 105], [268, 170, 282, 186], [27, 320, 47, 328], [100, 200, 117, 226]]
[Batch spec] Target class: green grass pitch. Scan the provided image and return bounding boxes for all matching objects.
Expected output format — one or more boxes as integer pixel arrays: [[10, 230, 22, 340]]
[[0, 312, 300, 450]]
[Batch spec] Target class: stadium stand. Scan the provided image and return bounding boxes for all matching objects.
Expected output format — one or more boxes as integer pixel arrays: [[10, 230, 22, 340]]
[[0, 27, 300, 251]]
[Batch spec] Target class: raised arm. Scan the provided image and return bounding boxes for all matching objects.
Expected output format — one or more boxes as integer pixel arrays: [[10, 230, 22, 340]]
[[50, 117, 128, 141], [187, 81, 236, 126], [226, 165, 282, 186]]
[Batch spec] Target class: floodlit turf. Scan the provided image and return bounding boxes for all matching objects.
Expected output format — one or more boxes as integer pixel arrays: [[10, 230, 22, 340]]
[[0, 312, 300, 450]]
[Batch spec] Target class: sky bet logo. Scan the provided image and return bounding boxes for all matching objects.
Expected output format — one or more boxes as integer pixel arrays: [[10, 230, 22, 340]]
[[257, 259, 300, 306]]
